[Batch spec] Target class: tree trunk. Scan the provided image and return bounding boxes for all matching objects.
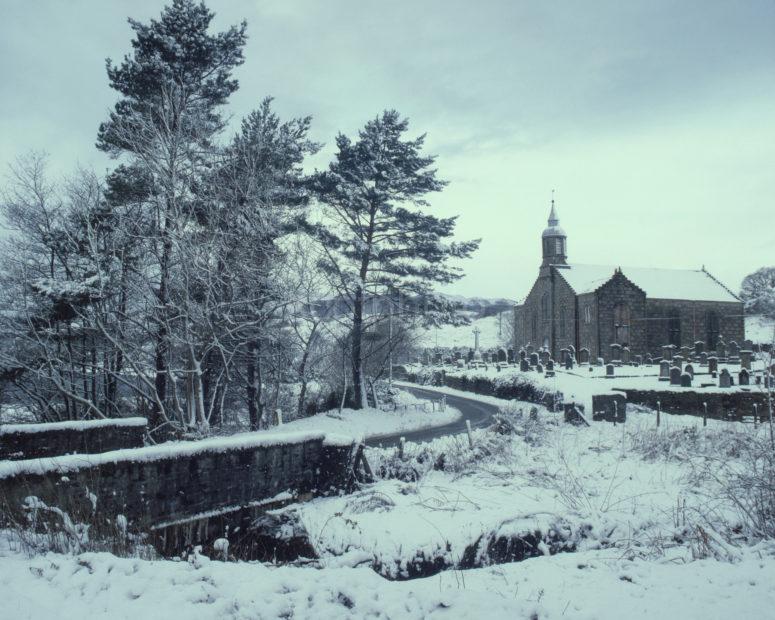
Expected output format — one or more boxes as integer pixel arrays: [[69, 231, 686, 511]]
[[152, 208, 172, 428], [247, 339, 264, 430]]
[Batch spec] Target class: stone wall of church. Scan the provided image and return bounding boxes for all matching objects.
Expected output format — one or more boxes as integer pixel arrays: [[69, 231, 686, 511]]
[[551, 270, 577, 358], [645, 299, 744, 354], [596, 273, 648, 360], [576, 291, 599, 359], [516, 274, 551, 351]]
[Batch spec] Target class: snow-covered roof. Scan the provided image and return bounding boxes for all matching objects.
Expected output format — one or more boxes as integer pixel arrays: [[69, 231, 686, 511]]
[[557, 264, 740, 303]]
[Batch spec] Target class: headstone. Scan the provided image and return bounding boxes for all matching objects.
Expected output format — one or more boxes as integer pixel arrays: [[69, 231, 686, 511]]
[[565, 356, 574, 370], [699, 352, 707, 365], [659, 360, 670, 381], [622, 347, 631, 364], [497, 349, 507, 363], [717, 339, 727, 359], [592, 393, 627, 423], [579, 348, 590, 364], [610, 343, 622, 362], [680, 372, 692, 387], [541, 349, 551, 365], [563, 403, 590, 426], [596, 357, 604, 367], [606, 364, 615, 378], [536, 363, 544, 374], [662, 345, 674, 361], [669, 366, 682, 385], [684, 363, 694, 379], [681, 346, 692, 361], [529, 352, 539, 366], [434, 352, 442, 365], [729, 341, 739, 358], [466, 350, 474, 362], [546, 360, 554, 372], [520, 359, 530, 372], [743, 339, 753, 351], [560, 348, 569, 364], [568, 344, 576, 360], [507, 349, 515, 363], [707, 356, 718, 373], [694, 341, 704, 356], [673, 354, 684, 368], [519, 349, 526, 360], [644, 354, 653, 365], [719, 368, 732, 388], [738, 368, 750, 386], [526, 345, 534, 356], [740, 350, 752, 370]]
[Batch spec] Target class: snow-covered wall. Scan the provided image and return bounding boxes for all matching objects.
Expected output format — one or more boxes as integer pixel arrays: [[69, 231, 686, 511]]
[[0, 417, 147, 460]]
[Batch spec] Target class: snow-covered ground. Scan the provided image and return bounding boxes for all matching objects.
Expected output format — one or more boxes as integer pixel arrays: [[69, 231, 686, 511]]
[[413, 312, 511, 350], [3, 396, 774, 619], [277, 396, 461, 441], [746, 314, 775, 345]]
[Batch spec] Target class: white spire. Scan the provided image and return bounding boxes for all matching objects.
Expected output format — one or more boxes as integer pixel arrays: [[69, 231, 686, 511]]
[[548, 189, 559, 226]]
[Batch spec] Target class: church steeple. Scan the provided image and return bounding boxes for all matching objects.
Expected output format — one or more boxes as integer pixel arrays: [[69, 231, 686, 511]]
[[541, 191, 567, 267]]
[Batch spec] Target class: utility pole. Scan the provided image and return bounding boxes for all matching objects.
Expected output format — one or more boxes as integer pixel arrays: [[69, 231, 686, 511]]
[[388, 295, 393, 389]]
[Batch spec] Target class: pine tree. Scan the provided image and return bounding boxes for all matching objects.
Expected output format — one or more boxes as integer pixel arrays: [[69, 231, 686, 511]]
[[97, 0, 247, 428], [313, 110, 479, 408]]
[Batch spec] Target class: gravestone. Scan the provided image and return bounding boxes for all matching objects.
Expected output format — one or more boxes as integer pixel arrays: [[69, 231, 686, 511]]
[[739, 368, 750, 386], [434, 352, 442, 365], [673, 354, 684, 368], [497, 349, 507, 363], [596, 357, 605, 367], [519, 349, 526, 360], [659, 360, 670, 381], [568, 345, 576, 361], [466, 350, 474, 362], [526, 345, 534, 356], [536, 363, 544, 374], [662, 345, 674, 361], [560, 348, 569, 364], [529, 352, 539, 366], [546, 360, 554, 372], [743, 339, 753, 351], [681, 346, 692, 361], [622, 347, 631, 364], [579, 348, 590, 364], [699, 352, 708, 365], [669, 366, 682, 385], [520, 359, 530, 372], [707, 356, 718, 373], [541, 349, 551, 365], [507, 349, 515, 363], [684, 363, 694, 379], [564, 403, 590, 426], [644, 354, 653, 365], [610, 343, 622, 362], [592, 393, 627, 423], [606, 364, 615, 378], [717, 339, 727, 360], [740, 350, 752, 370], [680, 372, 692, 387], [719, 368, 732, 388], [694, 341, 704, 356], [565, 356, 574, 370], [729, 341, 739, 358]]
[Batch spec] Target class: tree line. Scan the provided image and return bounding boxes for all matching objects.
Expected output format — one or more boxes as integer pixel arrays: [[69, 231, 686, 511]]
[[0, 0, 478, 436]]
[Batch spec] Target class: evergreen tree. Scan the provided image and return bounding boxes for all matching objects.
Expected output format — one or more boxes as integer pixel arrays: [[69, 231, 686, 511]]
[[313, 110, 479, 408]]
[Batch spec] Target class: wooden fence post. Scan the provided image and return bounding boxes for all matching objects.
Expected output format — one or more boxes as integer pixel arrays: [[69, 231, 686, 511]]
[[465, 420, 474, 449], [656, 401, 661, 427]]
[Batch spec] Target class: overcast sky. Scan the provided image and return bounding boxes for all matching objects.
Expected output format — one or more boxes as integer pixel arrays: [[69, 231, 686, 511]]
[[1, 0, 773, 299]]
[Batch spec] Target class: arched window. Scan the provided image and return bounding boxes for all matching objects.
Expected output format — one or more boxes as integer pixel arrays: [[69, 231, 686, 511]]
[[531, 312, 537, 342], [541, 293, 549, 319], [706, 310, 719, 349], [668, 308, 681, 347], [613, 303, 630, 345]]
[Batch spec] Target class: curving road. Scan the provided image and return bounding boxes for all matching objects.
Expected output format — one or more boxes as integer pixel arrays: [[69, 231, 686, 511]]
[[365, 385, 500, 448]]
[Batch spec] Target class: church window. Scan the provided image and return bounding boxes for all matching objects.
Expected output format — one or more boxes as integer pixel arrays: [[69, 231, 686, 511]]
[[560, 315, 566, 337], [668, 308, 681, 347], [555, 238, 564, 255], [613, 303, 630, 345], [541, 294, 549, 319], [584, 305, 591, 324], [706, 310, 719, 349], [531, 312, 537, 342]]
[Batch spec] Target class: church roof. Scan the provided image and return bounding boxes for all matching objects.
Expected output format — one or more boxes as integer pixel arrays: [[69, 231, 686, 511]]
[[557, 264, 740, 303]]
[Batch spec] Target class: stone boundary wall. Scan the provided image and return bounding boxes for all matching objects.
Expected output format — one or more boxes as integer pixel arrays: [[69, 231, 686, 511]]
[[623, 388, 769, 421], [0, 431, 357, 533], [0, 417, 147, 460], [403, 370, 562, 410]]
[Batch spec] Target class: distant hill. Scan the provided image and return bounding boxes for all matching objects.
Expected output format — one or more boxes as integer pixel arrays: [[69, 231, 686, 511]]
[[437, 294, 515, 318]]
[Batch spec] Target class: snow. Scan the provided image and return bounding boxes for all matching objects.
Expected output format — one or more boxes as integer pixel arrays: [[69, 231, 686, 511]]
[[277, 400, 461, 443], [0, 417, 147, 435], [556, 263, 740, 303], [0, 430, 353, 480], [745, 314, 775, 345], [414, 312, 510, 350]]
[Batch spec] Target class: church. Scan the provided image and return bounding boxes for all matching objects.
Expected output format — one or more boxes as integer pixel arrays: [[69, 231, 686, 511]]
[[513, 200, 744, 361]]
